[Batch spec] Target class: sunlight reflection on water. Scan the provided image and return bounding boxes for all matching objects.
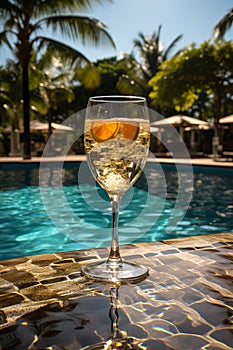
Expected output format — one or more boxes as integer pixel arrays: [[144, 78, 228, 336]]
[[0, 162, 232, 259]]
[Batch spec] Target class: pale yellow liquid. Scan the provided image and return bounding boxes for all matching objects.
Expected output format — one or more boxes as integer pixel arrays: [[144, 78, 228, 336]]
[[85, 119, 150, 195]]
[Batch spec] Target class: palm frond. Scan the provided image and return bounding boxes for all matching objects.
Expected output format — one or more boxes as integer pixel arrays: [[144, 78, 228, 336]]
[[0, 30, 14, 51], [0, 0, 21, 16], [133, 39, 143, 50], [163, 34, 183, 60], [0, 87, 11, 99], [30, 89, 49, 115], [32, 0, 112, 17], [133, 32, 145, 48], [35, 36, 90, 65], [156, 25, 162, 45], [37, 15, 116, 48], [214, 8, 233, 40]]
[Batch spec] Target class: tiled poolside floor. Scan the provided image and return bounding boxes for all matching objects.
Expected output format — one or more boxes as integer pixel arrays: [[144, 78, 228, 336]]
[[0, 233, 232, 349]]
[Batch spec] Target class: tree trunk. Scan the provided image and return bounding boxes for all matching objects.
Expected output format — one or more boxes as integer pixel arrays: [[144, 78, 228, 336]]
[[212, 88, 222, 158], [22, 61, 31, 159], [48, 109, 53, 137]]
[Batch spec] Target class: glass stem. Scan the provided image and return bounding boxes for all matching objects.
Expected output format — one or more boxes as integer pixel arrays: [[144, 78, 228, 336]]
[[109, 286, 120, 339], [107, 194, 123, 267]]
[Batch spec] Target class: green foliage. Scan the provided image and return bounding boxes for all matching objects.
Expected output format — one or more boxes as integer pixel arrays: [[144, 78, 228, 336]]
[[70, 56, 126, 111], [115, 27, 183, 101], [33, 51, 76, 120], [75, 64, 101, 89], [0, 61, 23, 126], [0, 0, 115, 157], [149, 41, 233, 119]]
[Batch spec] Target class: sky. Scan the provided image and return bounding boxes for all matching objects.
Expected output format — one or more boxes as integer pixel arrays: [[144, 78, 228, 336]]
[[0, 0, 232, 64], [66, 0, 233, 62]]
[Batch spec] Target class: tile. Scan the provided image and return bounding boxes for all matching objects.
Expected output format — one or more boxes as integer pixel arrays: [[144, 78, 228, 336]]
[[0, 233, 232, 349]]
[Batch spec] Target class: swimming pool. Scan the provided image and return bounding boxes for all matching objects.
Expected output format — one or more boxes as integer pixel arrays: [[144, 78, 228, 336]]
[[0, 161, 233, 260]]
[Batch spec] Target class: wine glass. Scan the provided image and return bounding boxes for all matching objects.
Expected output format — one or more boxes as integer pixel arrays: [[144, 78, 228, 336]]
[[81, 95, 150, 283]]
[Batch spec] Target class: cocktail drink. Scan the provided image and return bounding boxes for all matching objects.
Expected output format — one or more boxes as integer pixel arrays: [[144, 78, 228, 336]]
[[82, 96, 150, 282]]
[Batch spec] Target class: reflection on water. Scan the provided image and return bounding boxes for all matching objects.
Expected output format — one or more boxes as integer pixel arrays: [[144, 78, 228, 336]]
[[0, 162, 232, 259], [81, 286, 147, 350], [0, 283, 149, 350]]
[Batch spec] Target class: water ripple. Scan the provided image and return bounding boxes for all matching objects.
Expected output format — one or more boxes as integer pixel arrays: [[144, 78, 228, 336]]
[[0, 164, 232, 259]]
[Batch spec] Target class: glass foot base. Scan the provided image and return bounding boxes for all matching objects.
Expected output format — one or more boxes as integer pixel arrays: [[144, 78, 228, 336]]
[[81, 259, 149, 283]]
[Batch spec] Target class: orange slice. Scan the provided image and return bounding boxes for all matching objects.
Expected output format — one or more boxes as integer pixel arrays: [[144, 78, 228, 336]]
[[121, 121, 139, 140], [91, 121, 120, 142]]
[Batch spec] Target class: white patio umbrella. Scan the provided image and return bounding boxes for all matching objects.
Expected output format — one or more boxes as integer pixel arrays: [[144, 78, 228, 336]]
[[151, 115, 210, 153], [185, 124, 212, 131], [219, 115, 233, 124], [30, 120, 73, 133], [30, 120, 48, 131], [151, 115, 209, 127], [150, 126, 160, 133], [51, 122, 73, 133], [3, 120, 47, 132], [151, 114, 208, 139]]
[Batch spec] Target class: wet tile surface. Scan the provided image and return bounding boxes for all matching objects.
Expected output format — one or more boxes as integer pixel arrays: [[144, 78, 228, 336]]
[[0, 233, 232, 349]]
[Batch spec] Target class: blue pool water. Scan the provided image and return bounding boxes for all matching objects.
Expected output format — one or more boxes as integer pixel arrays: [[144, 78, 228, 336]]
[[0, 161, 233, 260]]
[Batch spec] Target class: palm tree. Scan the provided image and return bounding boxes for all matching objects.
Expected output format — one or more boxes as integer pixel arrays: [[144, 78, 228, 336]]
[[0, 0, 115, 159], [0, 60, 23, 130], [0, 54, 75, 155], [133, 26, 182, 80], [31, 51, 75, 135], [117, 26, 182, 100], [214, 8, 233, 40], [0, 60, 25, 156]]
